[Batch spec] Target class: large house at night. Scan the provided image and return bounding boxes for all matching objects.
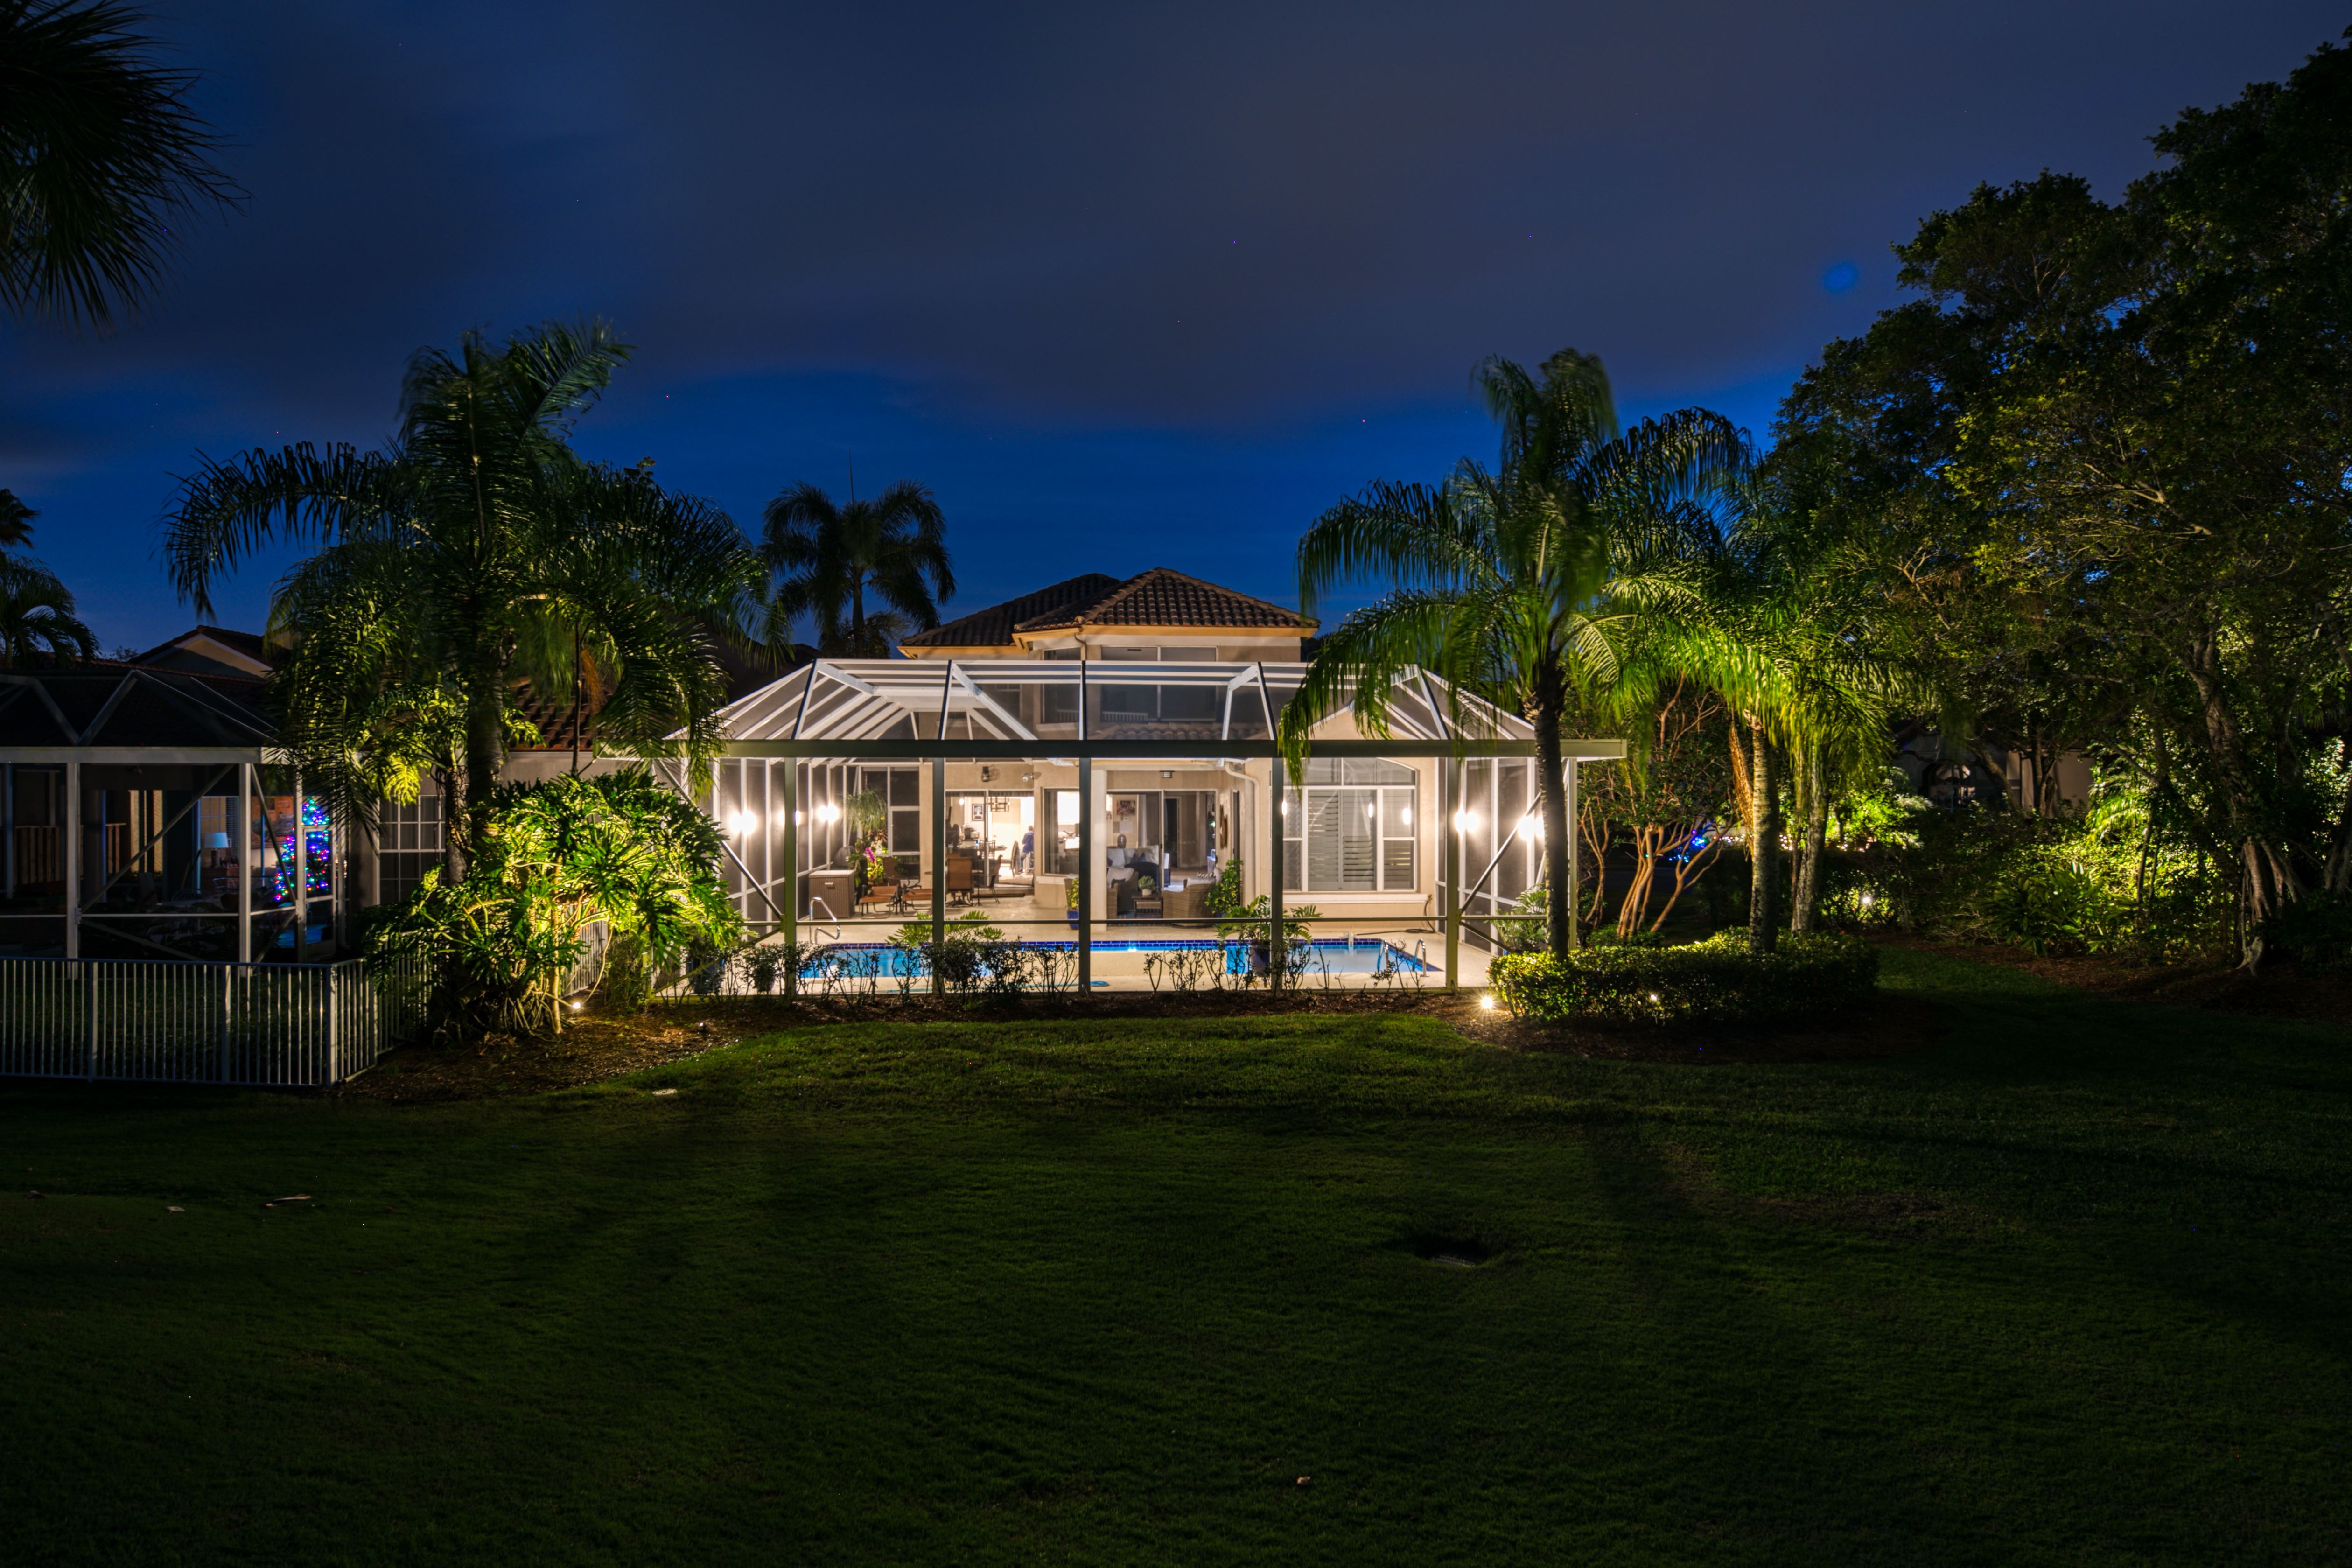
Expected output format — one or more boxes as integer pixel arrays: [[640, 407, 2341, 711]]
[[0, 567, 1595, 990]]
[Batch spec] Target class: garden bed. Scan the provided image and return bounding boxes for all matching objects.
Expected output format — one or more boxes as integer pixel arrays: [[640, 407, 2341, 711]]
[[1878, 934, 2352, 1025], [336, 980, 1929, 1101]]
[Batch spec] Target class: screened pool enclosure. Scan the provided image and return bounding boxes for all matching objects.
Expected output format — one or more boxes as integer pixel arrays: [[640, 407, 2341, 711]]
[[668, 658, 1623, 993]]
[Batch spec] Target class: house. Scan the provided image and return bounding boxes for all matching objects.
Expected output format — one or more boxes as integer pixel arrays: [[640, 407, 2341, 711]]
[[694, 567, 1616, 987]]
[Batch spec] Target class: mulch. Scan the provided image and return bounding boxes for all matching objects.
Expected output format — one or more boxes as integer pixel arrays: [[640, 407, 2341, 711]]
[[1879, 934, 2352, 1024], [334, 982, 1932, 1102]]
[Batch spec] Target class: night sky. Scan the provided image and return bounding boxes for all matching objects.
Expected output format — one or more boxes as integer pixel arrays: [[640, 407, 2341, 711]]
[[3, 2, 2342, 651]]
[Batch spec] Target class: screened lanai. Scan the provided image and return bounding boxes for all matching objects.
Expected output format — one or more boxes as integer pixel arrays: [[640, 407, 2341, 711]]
[[0, 668, 347, 964], [663, 658, 1624, 992]]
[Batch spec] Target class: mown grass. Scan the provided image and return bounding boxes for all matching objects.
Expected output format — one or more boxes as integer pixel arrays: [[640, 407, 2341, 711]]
[[1, 948, 2346, 1565]]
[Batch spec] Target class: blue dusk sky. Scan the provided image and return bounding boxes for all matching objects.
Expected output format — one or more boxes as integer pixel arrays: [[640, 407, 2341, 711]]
[[3, 2, 2344, 651]]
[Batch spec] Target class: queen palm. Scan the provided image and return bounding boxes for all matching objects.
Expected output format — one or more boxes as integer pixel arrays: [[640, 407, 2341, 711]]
[[763, 480, 953, 656], [1, 0, 239, 326], [0, 553, 92, 665], [1705, 477, 1915, 950], [162, 319, 763, 861], [1288, 349, 1745, 963], [0, 490, 35, 549]]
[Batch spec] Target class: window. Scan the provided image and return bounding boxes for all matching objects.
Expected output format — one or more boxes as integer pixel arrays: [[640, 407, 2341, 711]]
[[860, 768, 922, 852], [378, 794, 444, 905], [1281, 758, 1417, 892], [1050, 788, 1082, 875]]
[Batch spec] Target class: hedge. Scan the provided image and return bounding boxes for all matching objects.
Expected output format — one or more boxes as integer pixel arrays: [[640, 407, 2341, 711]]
[[1489, 931, 1879, 1026]]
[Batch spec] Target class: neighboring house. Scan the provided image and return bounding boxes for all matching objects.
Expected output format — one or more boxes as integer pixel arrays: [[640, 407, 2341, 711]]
[[130, 625, 279, 680], [1893, 726, 2093, 817]]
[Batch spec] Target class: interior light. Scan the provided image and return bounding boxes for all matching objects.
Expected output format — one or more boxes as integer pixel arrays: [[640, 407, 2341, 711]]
[[1400, 805, 1412, 826], [1365, 801, 1377, 819]]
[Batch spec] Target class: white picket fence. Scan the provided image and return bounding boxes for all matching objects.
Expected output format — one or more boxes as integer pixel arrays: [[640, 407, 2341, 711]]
[[0, 952, 430, 1087]]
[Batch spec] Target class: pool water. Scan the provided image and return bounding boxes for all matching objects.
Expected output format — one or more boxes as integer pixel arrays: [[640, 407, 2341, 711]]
[[800, 936, 1429, 981]]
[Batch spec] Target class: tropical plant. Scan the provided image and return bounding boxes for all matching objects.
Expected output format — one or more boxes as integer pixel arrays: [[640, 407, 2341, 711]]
[[0, 490, 34, 549], [0, 0, 239, 327], [1574, 676, 1735, 938], [0, 553, 93, 665], [365, 766, 740, 1041], [159, 319, 764, 861], [1288, 348, 1744, 962], [763, 479, 954, 656]]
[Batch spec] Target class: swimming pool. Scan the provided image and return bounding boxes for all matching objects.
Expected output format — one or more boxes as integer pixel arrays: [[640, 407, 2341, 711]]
[[799, 935, 1429, 982]]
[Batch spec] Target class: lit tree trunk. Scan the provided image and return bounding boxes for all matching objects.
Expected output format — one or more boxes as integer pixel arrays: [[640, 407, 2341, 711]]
[[1533, 687, 1575, 963], [1747, 720, 1781, 955], [1791, 744, 1827, 933], [459, 655, 509, 867]]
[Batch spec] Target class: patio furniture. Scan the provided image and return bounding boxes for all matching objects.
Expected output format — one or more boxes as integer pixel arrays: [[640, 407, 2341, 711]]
[[857, 882, 898, 917], [946, 858, 974, 905]]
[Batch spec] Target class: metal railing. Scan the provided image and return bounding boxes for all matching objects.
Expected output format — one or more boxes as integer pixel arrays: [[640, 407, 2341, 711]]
[[0, 950, 430, 1087]]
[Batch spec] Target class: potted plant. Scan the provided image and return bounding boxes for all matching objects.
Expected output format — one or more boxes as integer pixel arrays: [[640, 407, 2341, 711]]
[[1065, 877, 1081, 927]]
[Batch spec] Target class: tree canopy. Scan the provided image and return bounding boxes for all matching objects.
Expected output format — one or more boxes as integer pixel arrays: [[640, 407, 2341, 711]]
[[1775, 30, 2352, 962], [161, 319, 764, 856]]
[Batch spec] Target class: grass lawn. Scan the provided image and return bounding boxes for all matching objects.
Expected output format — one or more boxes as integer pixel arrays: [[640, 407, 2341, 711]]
[[1, 948, 2346, 1565]]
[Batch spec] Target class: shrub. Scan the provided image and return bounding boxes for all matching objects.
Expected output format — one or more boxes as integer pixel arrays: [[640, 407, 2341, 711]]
[[1490, 930, 1878, 1025], [366, 766, 741, 1040]]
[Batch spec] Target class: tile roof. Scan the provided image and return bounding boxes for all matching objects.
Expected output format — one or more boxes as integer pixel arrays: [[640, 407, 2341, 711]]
[[1016, 567, 1304, 632], [899, 573, 1123, 649], [903, 568, 1305, 650]]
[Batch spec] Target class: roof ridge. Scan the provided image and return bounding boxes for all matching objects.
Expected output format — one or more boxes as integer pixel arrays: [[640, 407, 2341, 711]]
[[1095, 566, 1300, 623]]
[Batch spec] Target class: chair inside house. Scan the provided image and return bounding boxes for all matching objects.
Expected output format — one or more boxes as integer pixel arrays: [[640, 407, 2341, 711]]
[[856, 878, 898, 917], [946, 855, 974, 905]]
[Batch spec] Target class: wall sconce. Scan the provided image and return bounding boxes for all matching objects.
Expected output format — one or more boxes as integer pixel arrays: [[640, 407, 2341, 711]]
[[1451, 809, 1479, 834], [1519, 814, 1544, 841], [728, 810, 758, 836], [815, 803, 840, 825]]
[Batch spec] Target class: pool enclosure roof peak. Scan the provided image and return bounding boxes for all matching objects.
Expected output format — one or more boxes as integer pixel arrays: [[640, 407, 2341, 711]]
[[0, 665, 274, 758], [688, 656, 1613, 762]]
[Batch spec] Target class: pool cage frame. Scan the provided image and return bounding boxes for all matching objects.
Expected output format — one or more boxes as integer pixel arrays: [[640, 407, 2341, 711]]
[[663, 658, 1625, 994]]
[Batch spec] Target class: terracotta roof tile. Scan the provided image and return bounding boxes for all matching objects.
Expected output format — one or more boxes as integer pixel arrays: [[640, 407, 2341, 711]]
[[899, 573, 1124, 649], [1014, 567, 1303, 632]]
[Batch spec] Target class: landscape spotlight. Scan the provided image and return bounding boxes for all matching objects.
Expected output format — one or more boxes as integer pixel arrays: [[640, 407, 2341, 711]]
[[1478, 994, 1495, 1011]]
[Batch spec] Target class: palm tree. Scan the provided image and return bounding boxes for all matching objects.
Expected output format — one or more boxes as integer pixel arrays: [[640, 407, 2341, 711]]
[[161, 319, 763, 861], [1, 0, 239, 327], [0, 490, 35, 549], [763, 480, 953, 656], [1288, 349, 1746, 964], [1702, 483, 1913, 951], [0, 553, 93, 665]]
